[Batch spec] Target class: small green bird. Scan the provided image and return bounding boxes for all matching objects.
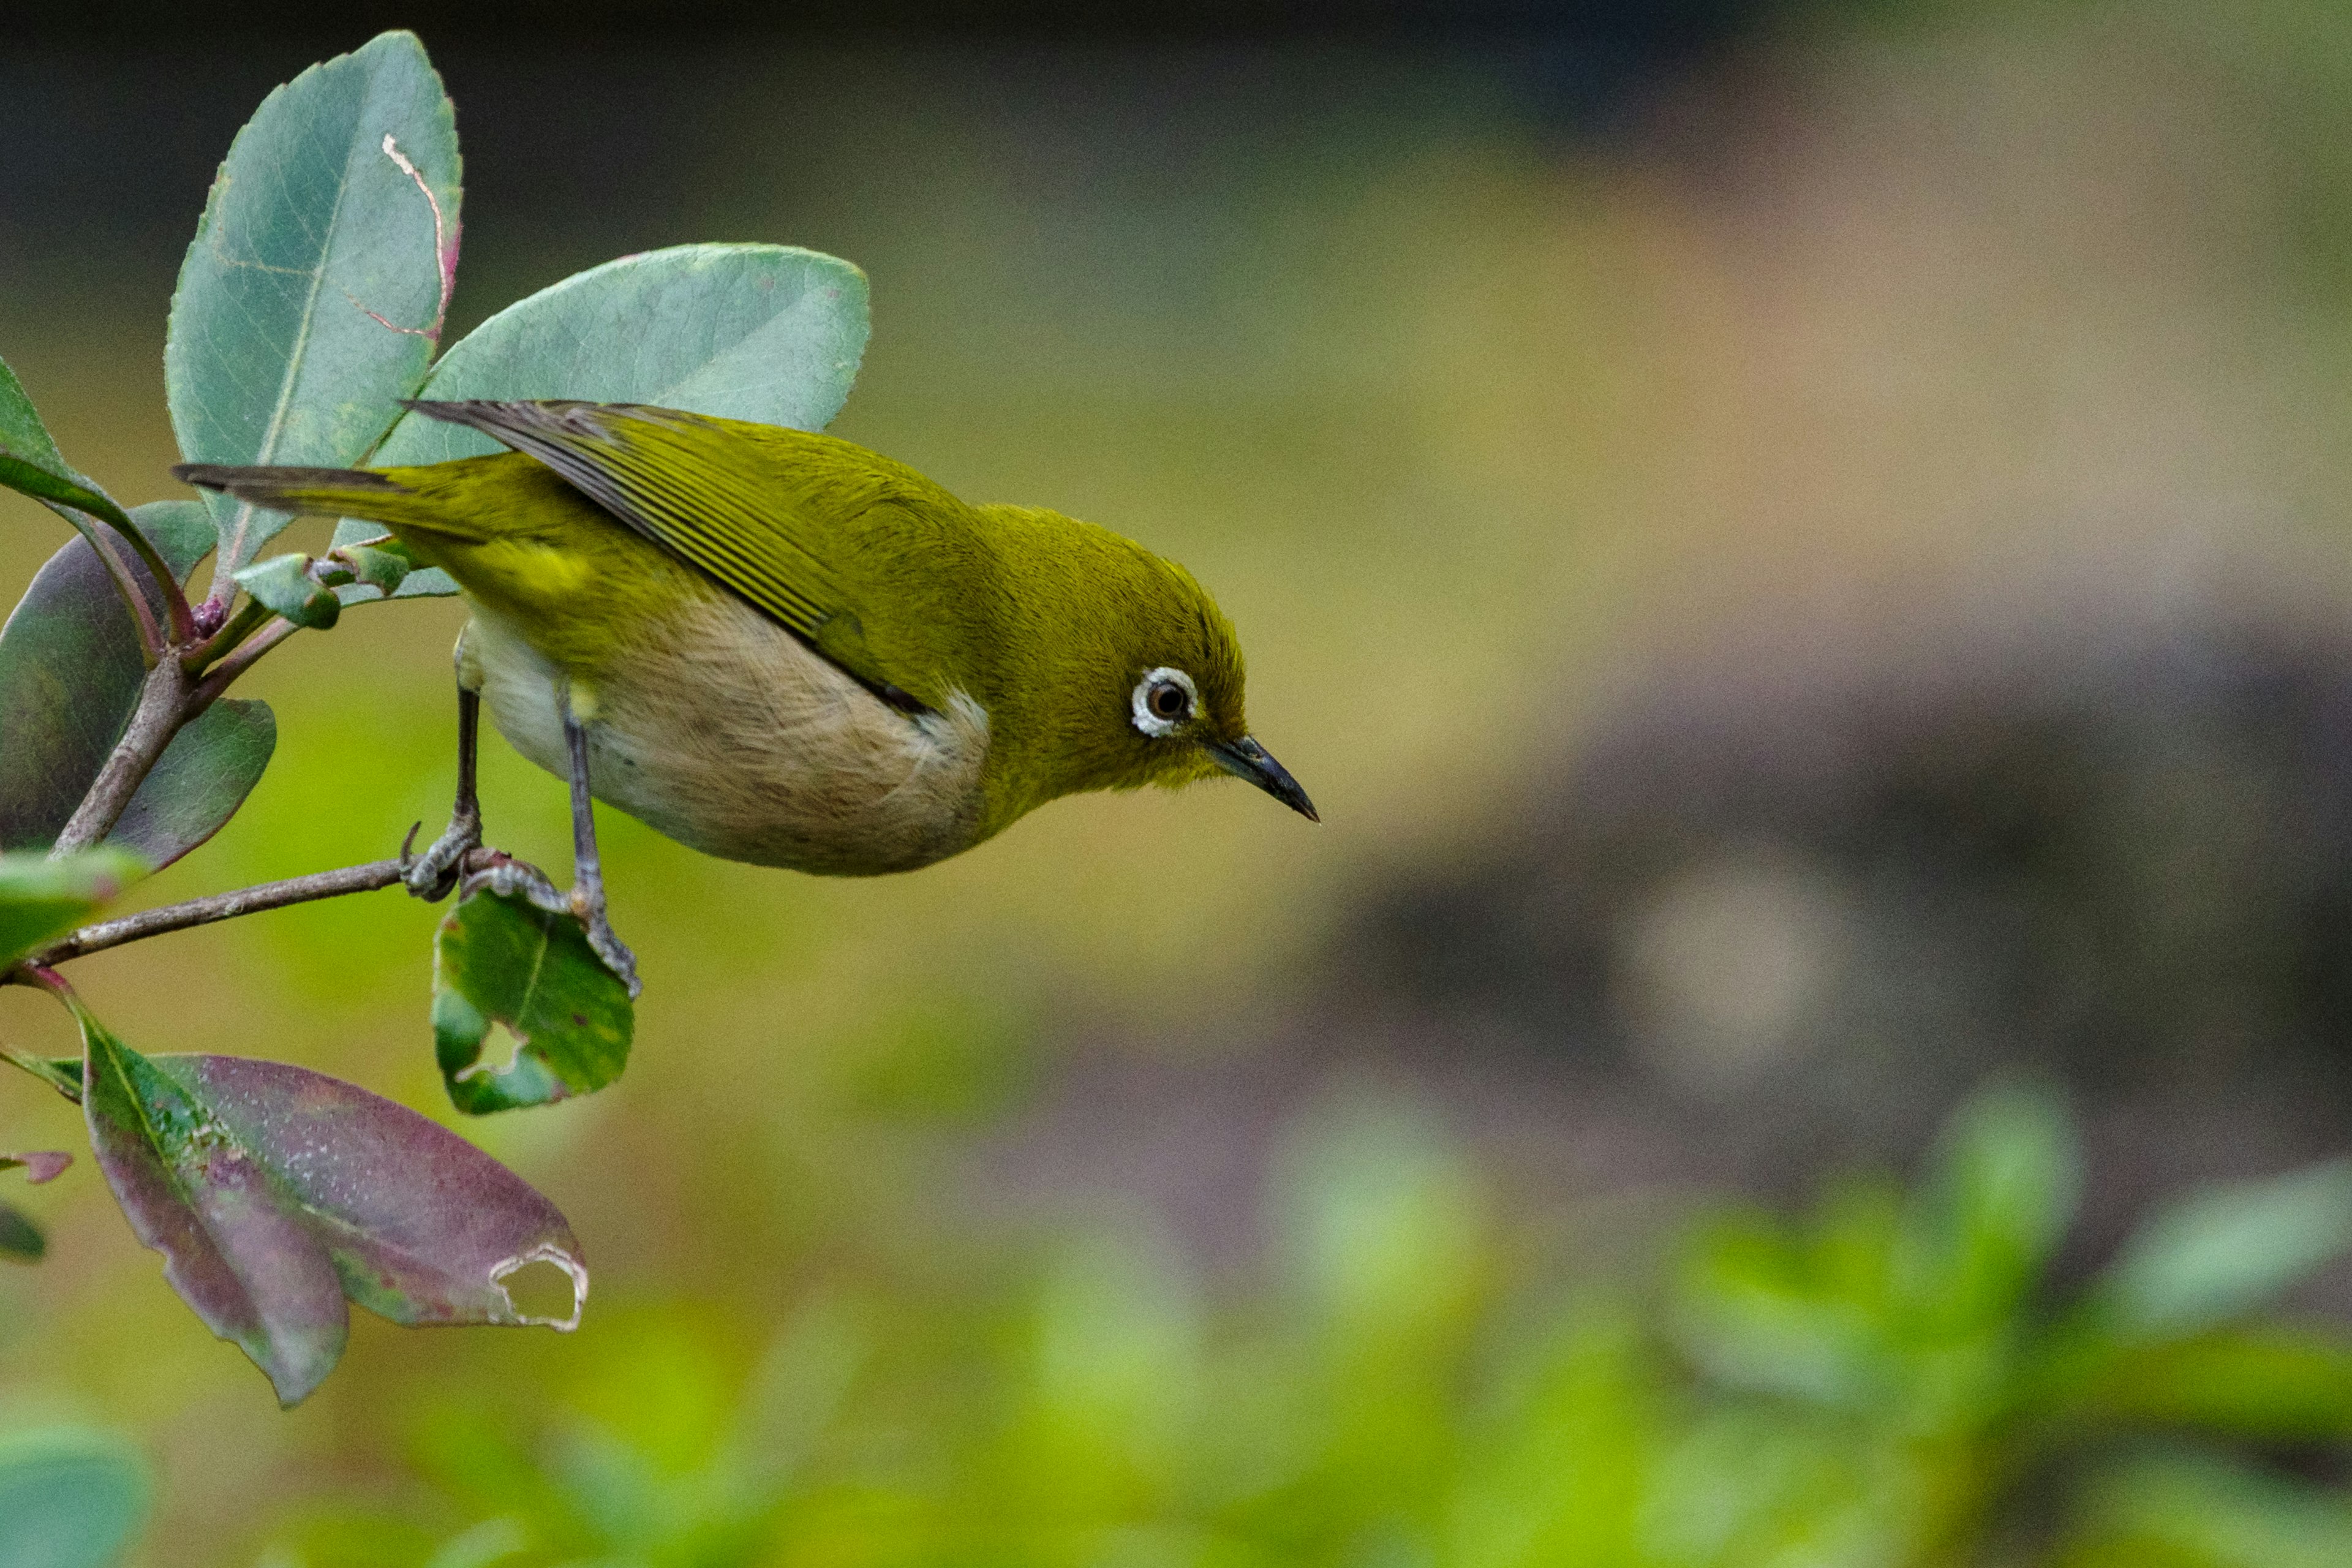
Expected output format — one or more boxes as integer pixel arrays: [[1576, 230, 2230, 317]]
[[177, 401, 1315, 988]]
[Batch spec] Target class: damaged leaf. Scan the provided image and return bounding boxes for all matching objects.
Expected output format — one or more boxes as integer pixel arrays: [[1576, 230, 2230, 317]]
[[232, 552, 341, 630], [0, 848, 145, 968], [79, 1008, 586, 1407], [433, 889, 633, 1115], [0, 501, 275, 869]]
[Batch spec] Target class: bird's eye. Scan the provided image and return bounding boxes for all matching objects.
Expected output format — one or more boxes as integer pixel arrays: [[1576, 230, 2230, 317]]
[[1131, 666, 1198, 738]]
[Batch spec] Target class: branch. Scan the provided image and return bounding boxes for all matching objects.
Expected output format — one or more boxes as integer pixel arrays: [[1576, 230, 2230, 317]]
[[48, 658, 192, 856], [190, 615, 300, 709], [32, 859, 407, 963]]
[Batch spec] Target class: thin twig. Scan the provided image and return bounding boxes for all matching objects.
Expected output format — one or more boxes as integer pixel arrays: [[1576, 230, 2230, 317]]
[[184, 594, 274, 674], [190, 616, 300, 708], [49, 658, 191, 856], [32, 859, 407, 963]]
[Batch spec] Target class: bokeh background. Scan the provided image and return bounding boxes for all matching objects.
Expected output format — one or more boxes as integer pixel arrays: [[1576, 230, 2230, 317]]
[[13, 2, 2352, 1562]]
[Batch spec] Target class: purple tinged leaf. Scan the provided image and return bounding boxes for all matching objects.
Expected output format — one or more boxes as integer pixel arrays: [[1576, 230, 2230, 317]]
[[2, 1151, 72, 1185], [79, 1010, 586, 1408], [0, 502, 274, 869], [433, 889, 633, 1115]]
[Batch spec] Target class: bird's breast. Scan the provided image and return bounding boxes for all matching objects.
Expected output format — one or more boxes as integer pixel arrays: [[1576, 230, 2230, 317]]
[[463, 594, 993, 876]]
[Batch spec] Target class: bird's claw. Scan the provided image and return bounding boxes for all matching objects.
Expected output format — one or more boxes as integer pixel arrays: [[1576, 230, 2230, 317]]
[[579, 905, 643, 999], [457, 856, 643, 999], [401, 809, 481, 901]]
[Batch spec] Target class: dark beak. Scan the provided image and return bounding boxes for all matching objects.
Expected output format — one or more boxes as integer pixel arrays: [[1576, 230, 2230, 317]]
[[1206, 736, 1320, 822]]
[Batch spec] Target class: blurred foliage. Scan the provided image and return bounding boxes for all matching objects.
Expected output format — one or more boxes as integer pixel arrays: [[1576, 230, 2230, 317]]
[[252, 1085, 2352, 1568]]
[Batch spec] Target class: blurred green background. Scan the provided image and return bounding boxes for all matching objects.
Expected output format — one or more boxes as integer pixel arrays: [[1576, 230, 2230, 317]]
[[14, 1, 2352, 1562]]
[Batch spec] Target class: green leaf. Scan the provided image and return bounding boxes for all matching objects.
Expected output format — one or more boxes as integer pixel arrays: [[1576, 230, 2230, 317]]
[[432, 889, 634, 1115], [0, 1427, 150, 1568], [1896, 1083, 2079, 1330], [233, 553, 341, 630], [0, 1204, 40, 1262], [79, 1009, 588, 1407], [2065, 1452, 2352, 1568], [2046, 1328, 2352, 1441], [2096, 1160, 2352, 1338], [168, 30, 461, 577], [0, 354, 144, 537], [0, 848, 144, 967], [0, 502, 274, 869], [0, 1152, 69, 1265], [336, 243, 869, 597]]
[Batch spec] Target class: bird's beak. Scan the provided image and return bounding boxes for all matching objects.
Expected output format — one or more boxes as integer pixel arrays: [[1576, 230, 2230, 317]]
[[1206, 735, 1319, 822]]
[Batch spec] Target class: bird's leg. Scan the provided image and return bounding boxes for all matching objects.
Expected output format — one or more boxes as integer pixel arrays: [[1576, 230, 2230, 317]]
[[402, 635, 484, 901], [559, 683, 641, 998]]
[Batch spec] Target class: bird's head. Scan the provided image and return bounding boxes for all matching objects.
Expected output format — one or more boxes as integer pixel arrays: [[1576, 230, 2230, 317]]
[[986, 508, 1317, 824]]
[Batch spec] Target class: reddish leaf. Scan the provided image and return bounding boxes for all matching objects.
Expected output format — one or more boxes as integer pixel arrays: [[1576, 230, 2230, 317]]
[[80, 1010, 585, 1406], [1, 1152, 70, 1185]]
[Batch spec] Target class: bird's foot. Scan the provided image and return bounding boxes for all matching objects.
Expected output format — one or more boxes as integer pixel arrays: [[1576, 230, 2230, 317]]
[[456, 854, 643, 999], [571, 890, 643, 1000], [401, 809, 481, 901]]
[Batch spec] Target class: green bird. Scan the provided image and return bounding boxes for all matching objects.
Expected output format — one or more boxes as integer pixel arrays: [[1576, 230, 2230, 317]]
[[176, 400, 1315, 990]]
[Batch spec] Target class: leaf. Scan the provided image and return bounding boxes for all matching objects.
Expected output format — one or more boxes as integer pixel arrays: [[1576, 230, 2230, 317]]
[[2065, 1453, 2352, 1568], [233, 553, 341, 630], [168, 30, 461, 576], [80, 1010, 587, 1407], [432, 889, 634, 1115], [2, 1150, 72, 1185], [1896, 1082, 2079, 1331], [0, 1152, 68, 1265], [0, 354, 145, 537], [2095, 1159, 2352, 1338], [0, 1427, 151, 1568], [335, 243, 870, 597], [0, 1205, 40, 1262], [0, 502, 275, 869], [2046, 1328, 2352, 1441], [0, 849, 145, 967]]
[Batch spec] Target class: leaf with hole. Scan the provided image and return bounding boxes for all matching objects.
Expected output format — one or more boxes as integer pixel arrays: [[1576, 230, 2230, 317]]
[[0, 849, 144, 968], [78, 1007, 586, 1407], [0, 1427, 150, 1568], [336, 243, 869, 597], [168, 29, 461, 576], [432, 888, 635, 1115], [0, 502, 275, 869]]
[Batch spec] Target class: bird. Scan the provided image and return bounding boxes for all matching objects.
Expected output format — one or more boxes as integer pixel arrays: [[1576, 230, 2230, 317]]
[[176, 399, 1316, 990]]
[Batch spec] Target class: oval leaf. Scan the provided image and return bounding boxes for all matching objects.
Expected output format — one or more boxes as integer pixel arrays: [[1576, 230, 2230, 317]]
[[0, 1427, 150, 1567], [168, 29, 461, 576], [2097, 1159, 2352, 1338], [336, 243, 869, 596], [0, 848, 145, 968], [0, 502, 274, 869], [81, 1011, 586, 1408], [432, 889, 633, 1114]]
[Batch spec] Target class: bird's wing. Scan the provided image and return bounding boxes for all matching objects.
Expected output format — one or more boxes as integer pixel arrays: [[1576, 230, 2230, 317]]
[[402, 399, 947, 710]]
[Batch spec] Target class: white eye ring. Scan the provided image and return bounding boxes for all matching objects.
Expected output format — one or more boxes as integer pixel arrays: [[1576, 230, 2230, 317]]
[[1131, 667, 1198, 737]]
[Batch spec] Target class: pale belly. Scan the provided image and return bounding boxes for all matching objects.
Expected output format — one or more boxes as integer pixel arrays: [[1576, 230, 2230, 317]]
[[460, 597, 993, 876]]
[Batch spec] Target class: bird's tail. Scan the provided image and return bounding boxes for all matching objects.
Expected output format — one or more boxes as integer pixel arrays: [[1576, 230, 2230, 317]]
[[172, 463, 412, 519]]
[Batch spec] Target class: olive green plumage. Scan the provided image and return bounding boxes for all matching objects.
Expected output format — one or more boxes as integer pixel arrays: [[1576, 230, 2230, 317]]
[[177, 400, 1312, 878]]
